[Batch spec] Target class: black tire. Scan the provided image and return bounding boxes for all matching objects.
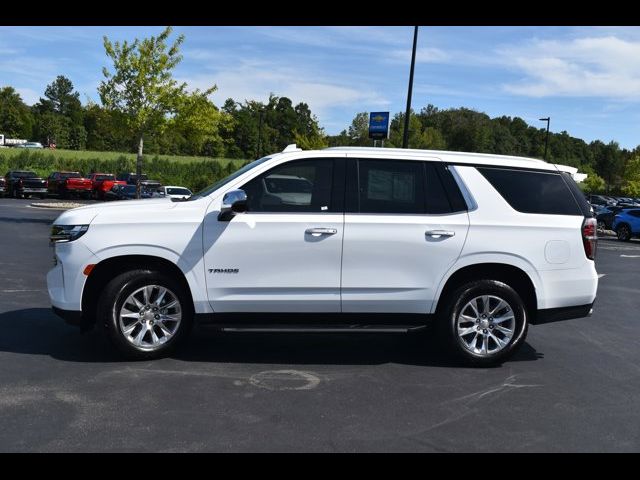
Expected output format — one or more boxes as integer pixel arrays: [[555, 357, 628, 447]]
[[597, 220, 606, 232], [616, 224, 632, 242], [438, 279, 528, 367], [97, 269, 194, 360]]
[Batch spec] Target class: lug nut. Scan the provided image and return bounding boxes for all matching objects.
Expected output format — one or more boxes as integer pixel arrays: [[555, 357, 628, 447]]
[[483, 329, 487, 334]]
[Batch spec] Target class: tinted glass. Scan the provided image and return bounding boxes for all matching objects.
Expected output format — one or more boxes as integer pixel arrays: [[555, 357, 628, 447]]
[[478, 167, 582, 215], [166, 188, 191, 195], [358, 160, 424, 214], [14, 171, 37, 178], [96, 175, 115, 181], [60, 172, 81, 179], [242, 159, 334, 213]]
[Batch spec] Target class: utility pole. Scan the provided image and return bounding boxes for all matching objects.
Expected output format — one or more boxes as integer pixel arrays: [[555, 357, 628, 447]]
[[402, 26, 419, 149], [539, 117, 550, 160], [256, 109, 265, 159]]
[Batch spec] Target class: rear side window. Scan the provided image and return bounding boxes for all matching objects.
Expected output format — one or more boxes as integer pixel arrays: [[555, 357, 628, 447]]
[[358, 159, 424, 214], [478, 167, 582, 215]]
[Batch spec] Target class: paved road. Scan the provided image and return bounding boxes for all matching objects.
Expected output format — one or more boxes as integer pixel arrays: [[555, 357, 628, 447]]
[[0, 197, 639, 452]]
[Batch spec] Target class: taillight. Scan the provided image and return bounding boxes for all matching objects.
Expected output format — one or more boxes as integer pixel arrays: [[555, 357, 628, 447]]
[[582, 217, 597, 260]]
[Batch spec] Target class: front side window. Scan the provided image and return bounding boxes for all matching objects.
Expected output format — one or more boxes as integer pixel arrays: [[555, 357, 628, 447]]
[[241, 158, 334, 213]]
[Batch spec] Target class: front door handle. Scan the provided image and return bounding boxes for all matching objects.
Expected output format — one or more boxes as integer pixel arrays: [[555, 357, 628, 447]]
[[425, 230, 455, 238], [305, 227, 338, 237]]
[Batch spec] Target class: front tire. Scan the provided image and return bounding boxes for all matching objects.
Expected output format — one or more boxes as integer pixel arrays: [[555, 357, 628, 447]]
[[97, 269, 194, 360], [438, 280, 528, 367]]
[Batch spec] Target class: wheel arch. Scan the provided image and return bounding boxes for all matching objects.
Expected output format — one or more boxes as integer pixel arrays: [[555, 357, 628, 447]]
[[81, 255, 196, 328], [433, 262, 539, 322]]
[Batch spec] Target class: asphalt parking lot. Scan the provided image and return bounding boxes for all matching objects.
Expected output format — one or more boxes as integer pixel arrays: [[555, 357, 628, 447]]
[[1, 196, 639, 452]]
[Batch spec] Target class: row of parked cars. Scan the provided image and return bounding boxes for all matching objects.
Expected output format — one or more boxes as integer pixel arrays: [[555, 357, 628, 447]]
[[0, 170, 192, 201], [587, 194, 640, 242]]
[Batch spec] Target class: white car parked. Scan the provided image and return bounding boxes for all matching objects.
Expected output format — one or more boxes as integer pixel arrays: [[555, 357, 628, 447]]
[[156, 186, 193, 200], [47, 145, 598, 365]]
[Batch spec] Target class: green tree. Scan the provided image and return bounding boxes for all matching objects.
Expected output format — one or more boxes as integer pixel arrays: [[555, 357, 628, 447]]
[[0, 87, 34, 139], [99, 26, 213, 195], [621, 155, 640, 197]]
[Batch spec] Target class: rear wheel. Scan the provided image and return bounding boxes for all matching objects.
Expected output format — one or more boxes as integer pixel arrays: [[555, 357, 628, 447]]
[[438, 279, 528, 367], [616, 224, 632, 242], [97, 269, 194, 360], [597, 219, 606, 232]]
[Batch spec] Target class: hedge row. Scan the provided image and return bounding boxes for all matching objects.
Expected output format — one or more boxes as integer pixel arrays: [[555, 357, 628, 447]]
[[0, 150, 250, 192]]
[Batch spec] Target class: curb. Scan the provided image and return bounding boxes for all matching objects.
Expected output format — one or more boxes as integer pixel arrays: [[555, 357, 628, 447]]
[[30, 202, 85, 210]]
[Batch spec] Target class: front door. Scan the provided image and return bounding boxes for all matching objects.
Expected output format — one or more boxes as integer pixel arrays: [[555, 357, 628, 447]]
[[203, 157, 345, 313]]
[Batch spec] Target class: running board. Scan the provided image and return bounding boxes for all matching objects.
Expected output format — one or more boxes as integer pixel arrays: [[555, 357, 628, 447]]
[[220, 325, 429, 334]]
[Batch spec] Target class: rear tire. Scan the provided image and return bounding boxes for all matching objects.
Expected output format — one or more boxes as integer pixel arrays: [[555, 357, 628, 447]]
[[97, 269, 194, 360], [438, 279, 528, 367], [616, 224, 632, 242]]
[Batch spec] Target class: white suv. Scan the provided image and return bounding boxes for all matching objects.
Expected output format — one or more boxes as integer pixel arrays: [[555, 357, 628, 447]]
[[47, 145, 598, 365]]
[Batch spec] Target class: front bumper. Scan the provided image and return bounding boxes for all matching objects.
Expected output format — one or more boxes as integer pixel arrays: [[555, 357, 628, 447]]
[[20, 187, 47, 193], [52, 306, 83, 326], [47, 239, 99, 312]]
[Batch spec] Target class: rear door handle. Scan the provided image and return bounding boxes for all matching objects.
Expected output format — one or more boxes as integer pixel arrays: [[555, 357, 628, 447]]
[[425, 230, 455, 238], [305, 227, 338, 236]]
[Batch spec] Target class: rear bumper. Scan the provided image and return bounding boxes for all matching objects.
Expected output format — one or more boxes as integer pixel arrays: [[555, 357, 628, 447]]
[[532, 302, 594, 325]]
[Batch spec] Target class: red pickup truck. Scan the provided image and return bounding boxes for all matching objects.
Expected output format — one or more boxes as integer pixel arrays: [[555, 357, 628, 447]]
[[47, 171, 93, 199], [87, 173, 126, 200]]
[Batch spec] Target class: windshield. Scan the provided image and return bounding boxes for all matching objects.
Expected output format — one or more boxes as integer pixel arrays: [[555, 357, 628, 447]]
[[188, 156, 273, 201], [96, 174, 115, 181], [61, 172, 82, 179], [167, 187, 191, 195], [14, 171, 37, 178]]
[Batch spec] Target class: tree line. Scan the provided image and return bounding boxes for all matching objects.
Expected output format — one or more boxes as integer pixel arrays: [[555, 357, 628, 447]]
[[1, 25, 639, 195]]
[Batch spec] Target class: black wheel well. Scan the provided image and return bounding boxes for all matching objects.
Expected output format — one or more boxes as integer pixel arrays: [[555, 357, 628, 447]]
[[435, 263, 537, 321], [81, 255, 194, 328]]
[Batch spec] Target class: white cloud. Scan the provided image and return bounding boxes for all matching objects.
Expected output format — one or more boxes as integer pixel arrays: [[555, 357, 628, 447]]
[[499, 36, 640, 99], [177, 60, 390, 119], [388, 46, 450, 64], [15, 87, 40, 105]]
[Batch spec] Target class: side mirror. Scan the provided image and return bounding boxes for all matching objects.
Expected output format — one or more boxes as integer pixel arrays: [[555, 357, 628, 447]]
[[218, 189, 248, 221]]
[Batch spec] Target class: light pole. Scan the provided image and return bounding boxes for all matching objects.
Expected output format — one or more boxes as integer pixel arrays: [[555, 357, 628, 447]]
[[402, 26, 419, 149], [256, 108, 265, 159], [539, 117, 550, 160]]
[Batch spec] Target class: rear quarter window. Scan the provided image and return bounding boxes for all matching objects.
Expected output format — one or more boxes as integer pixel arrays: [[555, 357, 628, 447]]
[[477, 167, 583, 216]]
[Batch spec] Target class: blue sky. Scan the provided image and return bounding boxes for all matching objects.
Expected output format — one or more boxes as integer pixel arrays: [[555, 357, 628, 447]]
[[1, 26, 639, 149]]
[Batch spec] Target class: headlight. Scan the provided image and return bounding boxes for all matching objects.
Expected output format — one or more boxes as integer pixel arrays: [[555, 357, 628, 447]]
[[50, 225, 89, 243]]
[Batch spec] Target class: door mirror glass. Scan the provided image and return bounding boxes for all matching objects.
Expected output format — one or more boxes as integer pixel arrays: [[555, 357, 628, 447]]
[[219, 189, 248, 221]]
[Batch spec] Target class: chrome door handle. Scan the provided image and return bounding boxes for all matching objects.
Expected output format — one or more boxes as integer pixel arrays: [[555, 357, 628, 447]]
[[425, 230, 455, 238], [305, 227, 338, 236]]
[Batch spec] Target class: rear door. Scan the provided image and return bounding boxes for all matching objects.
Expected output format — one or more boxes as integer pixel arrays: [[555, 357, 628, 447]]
[[341, 157, 469, 314]]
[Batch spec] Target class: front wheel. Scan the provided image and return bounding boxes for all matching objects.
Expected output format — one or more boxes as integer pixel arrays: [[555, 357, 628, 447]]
[[97, 269, 194, 360], [617, 224, 632, 242], [438, 280, 528, 367]]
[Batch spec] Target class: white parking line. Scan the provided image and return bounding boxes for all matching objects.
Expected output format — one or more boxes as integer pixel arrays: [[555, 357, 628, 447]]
[[620, 254, 640, 258]]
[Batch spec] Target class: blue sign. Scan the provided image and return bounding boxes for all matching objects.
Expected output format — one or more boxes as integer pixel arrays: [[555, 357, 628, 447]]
[[369, 112, 390, 139]]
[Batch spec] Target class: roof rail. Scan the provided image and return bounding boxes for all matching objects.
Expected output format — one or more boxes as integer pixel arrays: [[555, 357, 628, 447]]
[[282, 144, 302, 153]]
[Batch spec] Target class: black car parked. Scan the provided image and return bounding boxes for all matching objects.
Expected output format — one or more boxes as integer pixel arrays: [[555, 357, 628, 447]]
[[4, 170, 47, 199], [116, 172, 162, 191], [104, 184, 154, 201], [595, 205, 624, 231]]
